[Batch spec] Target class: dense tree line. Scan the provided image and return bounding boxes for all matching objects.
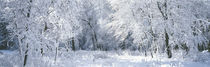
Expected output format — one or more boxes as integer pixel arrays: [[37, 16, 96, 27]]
[[0, 0, 209, 66]]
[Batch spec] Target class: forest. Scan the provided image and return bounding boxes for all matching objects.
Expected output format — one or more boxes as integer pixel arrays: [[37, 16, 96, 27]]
[[0, 0, 210, 67]]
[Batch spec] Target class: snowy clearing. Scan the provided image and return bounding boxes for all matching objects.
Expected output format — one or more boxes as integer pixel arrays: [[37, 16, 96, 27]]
[[0, 50, 210, 67]]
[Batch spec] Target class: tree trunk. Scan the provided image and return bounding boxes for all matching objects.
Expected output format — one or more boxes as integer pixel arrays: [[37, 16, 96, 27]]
[[72, 37, 75, 51], [24, 0, 32, 66], [165, 30, 172, 58], [23, 44, 28, 67], [54, 47, 58, 63]]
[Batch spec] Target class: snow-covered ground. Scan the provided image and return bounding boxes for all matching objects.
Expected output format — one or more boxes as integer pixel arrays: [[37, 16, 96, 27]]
[[0, 50, 210, 67]]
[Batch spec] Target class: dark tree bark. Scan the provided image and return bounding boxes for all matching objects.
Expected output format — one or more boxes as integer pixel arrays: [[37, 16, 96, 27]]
[[165, 30, 172, 58]]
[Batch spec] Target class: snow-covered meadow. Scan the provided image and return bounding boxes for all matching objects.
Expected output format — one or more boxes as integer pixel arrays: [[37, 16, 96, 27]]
[[1, 50, 210, 67]]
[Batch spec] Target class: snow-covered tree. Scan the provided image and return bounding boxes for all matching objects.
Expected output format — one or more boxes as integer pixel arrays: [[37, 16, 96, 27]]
[[1, 0, 209, 61], [108, 0, 210, 58], [5, 0, 82, 66], [74, 0, 113, 50]]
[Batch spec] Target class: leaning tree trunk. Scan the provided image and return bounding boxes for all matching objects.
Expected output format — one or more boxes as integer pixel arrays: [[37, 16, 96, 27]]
[[165, 30, 172, 58]]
